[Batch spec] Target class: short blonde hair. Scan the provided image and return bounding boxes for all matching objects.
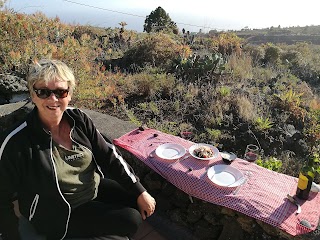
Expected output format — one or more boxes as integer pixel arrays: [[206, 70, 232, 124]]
[[27, 59, 76, 93]]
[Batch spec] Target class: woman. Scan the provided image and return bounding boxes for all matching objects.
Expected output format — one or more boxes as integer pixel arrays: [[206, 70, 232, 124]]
[[0, 59, 156, 240]]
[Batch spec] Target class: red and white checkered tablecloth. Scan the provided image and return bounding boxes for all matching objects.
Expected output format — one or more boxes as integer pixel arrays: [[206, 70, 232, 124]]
[[113, 128, 320, 236]]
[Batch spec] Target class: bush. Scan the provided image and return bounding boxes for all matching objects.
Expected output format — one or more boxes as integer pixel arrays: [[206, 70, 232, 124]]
[[122, 32, 189, 70]]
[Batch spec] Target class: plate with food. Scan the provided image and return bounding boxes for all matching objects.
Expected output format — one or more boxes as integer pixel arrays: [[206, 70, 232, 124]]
[[207, 164, 244, 187], [220, 151, 237, 164], [155, 143, 186, 160], [189, 143, 219, 160]]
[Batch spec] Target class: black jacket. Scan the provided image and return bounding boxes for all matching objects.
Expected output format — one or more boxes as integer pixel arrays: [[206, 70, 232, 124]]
[[0, 107, 145, 240]]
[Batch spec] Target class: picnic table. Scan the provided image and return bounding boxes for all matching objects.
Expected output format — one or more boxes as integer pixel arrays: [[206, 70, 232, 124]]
[[114, 127, 320, 237]]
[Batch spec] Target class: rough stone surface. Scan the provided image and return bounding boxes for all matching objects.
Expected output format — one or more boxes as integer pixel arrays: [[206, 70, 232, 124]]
[[0, 74, 28, 103], [218, 218, 244, 240]]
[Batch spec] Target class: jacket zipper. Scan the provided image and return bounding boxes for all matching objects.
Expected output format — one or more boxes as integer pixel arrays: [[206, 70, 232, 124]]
[[29, 194, 39, 221], [66, 111, 104, 178], [48, 130, 71, 240]]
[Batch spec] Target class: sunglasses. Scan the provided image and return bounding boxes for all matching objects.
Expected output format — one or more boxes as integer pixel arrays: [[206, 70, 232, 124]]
[[33, 87, 69, 99]]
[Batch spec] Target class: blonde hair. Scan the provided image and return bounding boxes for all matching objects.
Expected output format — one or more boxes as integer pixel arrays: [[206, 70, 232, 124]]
[[27, 59, 76, 93]]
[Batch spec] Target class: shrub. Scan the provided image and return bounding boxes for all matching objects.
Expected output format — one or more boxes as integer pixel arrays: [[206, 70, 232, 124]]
[[254, 117, 273, 132], [256, 157, 282, 172], [116, 71, 176, 98], [234, 95, 256, 122], [225, 53, 253, 80], [211, 32, 243, 56], [243, 45, 265, 66], [122, 32, 188, 69], [263, 43, 282, 65]]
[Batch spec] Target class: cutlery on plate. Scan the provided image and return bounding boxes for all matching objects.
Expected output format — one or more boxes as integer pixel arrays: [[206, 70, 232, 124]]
[[227, 176, 246, 187], [199, 163, 215, 179], [287, 194, 301, 214], [232, 179, 248, 195], [169, 153, 190, 167], [232, 171, 252, 195]]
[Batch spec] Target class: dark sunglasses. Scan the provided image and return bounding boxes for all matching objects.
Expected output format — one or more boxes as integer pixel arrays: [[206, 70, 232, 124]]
[[33, 87, 69, 99]]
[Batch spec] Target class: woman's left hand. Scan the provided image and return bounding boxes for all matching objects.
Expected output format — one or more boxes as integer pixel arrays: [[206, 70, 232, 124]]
[[137, 191, 156, 220]]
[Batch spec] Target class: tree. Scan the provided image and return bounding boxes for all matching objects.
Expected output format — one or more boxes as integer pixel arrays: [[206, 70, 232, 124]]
[[143, 6, 178, 34]]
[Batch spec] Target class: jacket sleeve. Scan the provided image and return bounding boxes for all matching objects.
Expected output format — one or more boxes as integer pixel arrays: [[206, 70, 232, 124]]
[[78, 110, 146, 198], [0, 148, 21, 240]]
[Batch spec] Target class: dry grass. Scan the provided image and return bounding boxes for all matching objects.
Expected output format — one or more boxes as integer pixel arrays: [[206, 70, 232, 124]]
[[225, 53, 253, 80], [234, 95, 256, 122]]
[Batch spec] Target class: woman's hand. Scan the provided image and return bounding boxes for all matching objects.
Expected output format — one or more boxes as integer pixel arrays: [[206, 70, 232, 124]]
[[137, 191, 156, 220]]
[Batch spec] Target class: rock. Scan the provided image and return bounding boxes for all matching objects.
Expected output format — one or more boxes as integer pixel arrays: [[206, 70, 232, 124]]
[[236, 213, 255, 234], [0, 74, 28, 103], [221, 206, 236, 217], [144, 172, 162, 190], [218, 218, 244, 240], [194, 219, 221, 240], [187, 203, 203, 223], [283, 124, 298, 137], [169, 209, 188, 227], [256, 219, 280, 237], [0, 101, 33, 132]]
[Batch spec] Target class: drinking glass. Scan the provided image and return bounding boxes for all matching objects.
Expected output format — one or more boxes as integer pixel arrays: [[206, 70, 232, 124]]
[[244, 144, 259, 162]]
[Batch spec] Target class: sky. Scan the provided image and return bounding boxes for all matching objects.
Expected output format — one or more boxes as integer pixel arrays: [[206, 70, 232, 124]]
[[4, 0, 320, 33]]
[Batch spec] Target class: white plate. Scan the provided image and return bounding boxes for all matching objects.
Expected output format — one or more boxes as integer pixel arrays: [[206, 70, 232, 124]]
[[155, 143, 186, 160], [189, 143, 219, 160], [207, 165, 244, 187]]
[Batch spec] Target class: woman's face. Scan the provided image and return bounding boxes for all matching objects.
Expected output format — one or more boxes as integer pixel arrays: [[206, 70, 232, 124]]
[[31, 80, 71, 123]]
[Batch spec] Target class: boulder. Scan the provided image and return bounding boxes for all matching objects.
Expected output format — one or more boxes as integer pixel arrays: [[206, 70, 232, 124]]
[[0, 74, 28, 104]]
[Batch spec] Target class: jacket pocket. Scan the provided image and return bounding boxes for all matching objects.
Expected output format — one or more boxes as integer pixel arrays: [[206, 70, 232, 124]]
[[28, 194, 39, 221]]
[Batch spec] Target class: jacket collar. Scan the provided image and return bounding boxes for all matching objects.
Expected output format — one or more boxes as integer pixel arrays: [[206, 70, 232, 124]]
[[26, 107, 74, 139]]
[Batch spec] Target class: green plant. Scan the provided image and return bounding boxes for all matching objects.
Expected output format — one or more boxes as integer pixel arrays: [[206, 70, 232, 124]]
[[304, 109, 320, 146], [263, 43, 282, 65], [173, 52, 226, 82], [205, 128, 222, 141], [126, 110, 142, 126], [302, 152, 320, 175], [254, 117, 273, 131], [277, 88, 304, 107], [123, 33, 186, 69], [256, 157, 282, 172], [143, 6, 178, 34], [217, 86, 231, 97], [149, 102, 160, 115], [211, 32, 243, 56], [147, 120, 179, 136]]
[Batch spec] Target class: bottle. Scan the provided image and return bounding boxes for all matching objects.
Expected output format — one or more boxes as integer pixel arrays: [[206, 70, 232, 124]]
[[296, 156, 315, 200]]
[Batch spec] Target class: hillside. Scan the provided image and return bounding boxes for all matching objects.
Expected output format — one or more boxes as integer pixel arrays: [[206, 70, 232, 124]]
[[233, 25, 320, 45], [1, 10, 320, 180]]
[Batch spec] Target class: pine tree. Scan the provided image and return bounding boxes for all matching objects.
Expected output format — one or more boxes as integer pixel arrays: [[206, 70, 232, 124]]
[[143, 6, 178, 34]]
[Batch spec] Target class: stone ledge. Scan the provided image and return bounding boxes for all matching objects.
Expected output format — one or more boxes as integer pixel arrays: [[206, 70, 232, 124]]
[[119, 148, 320, 240]]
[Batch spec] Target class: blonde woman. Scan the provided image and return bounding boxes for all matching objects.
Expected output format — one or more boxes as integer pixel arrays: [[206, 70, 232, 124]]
[[0, 59, 156, 240]]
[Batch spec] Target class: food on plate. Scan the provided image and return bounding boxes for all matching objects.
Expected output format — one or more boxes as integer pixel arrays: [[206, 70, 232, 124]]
[[193, 145, 214, 158]]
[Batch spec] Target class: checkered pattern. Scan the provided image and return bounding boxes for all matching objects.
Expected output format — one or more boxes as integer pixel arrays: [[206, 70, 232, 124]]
[[114, 128, 320, 236]]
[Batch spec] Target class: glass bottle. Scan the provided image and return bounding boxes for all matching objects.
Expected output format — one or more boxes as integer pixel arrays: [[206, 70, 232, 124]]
[[296, 156, 315, 200]]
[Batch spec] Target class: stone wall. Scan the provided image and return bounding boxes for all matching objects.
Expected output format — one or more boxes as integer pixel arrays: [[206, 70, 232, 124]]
[[1, 102, 319, 240], [121, 150, 320, 240]]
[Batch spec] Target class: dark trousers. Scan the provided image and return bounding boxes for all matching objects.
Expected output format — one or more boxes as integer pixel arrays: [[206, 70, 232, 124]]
[[65, 178, 142, 238]]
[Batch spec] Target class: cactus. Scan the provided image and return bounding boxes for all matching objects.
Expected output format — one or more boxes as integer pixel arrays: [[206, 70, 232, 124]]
[[173, 52, 226, 83]]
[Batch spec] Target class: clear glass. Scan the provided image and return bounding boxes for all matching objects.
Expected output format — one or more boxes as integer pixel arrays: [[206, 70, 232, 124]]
[[244, 144, 259, 162]]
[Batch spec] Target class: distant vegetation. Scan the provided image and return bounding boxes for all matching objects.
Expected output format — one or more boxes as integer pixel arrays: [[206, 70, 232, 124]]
[[1, 8, 320, 181], [232, 25, 320, 45]]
